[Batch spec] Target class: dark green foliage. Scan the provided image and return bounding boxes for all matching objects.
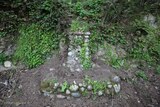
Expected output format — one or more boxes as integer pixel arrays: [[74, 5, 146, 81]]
[[0, 54, 7, 64], [14, 24, 59, 68], [136, 71, 148, 80]]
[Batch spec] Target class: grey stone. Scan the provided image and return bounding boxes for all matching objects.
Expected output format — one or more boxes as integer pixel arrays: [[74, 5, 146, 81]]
[[43, 91, 51, 97], [112, 76, 121, 83], [4, 61, 12, 68], [144, 14, 157, 28], [57, 94, 66, 99], [113, 84, 121, 93], [87, 85, 92, 91], [71, 92, 81, 98]]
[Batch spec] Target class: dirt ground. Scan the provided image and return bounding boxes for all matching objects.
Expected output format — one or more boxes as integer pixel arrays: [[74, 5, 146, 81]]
[[0, 55, 160, 107]]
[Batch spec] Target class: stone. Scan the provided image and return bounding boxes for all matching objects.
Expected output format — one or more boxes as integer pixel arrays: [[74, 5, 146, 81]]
[[105, 89, 110, 95], [80, 87, 85, 92], [108, 84, 112, 89], [113, 84, 121, 93], [43, 91, 51, 97], [98, 90, 103, 96], [66, 89, 71, 95], [87, 85, 92, 91], [144, 14, 157, 28], [54, 83, 59, 89], [49, 68, 55, 71], [68, 51, 73, 56], [78, 83, 83, 87], [69, 84, 79, 92], [112, 76, 121, 83], [57, 94, 66, 99], [71, 92, 81, 98], [4, 61, 12, 68]]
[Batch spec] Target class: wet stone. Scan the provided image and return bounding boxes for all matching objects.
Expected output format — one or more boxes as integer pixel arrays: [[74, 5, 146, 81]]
[[71, 92, 81, 98]]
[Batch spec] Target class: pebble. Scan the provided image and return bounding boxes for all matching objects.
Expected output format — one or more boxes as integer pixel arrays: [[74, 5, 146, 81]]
[[112, 76, 121, 83], [108, 84, 112, 88], [87, 85, 92, 91], [57, 94, 66, 99], [80, 87, 85, 92], [113, 84, 121, 93], [49, 68, 55, 71], [54, 83, 59, 89], [43, 91, 51, 97], [78, 83, 83, 87], [4, 61, 12, 68], [98, 90, 103, 96], [66, 89, 71, 95], [68, 51, 73, 56], [69, 84, 79, 92], [71, 92, 81, 98]]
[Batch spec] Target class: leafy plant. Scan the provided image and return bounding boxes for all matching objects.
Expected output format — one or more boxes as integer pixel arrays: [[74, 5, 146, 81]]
[[14, 23, 59, 68], [61, 81, 69, 92], [80, 43, 92, 70], [84, 76, 107, 95], [128, 19, 160, 65], [70, 19, 89, 32], [104, 43, 125, 69], [136, 71, 148, 80]]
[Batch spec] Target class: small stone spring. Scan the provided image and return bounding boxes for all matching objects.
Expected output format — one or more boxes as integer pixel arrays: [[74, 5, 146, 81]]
[[62, 32, 91, 72]]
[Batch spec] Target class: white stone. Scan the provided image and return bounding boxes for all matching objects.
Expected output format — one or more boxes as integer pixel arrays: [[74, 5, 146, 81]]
[[54, 83, 59, 89], [66, 89, 71, 95], [69, 84, 79, 92], [108, 84, 112, 89], [4, 61, 12, 68], [78, 83, 83, 87], [98, 90, 103, 96], [113, 84, 121, 93], [68, 51, 73, 56], [80, 87, 85, 92]]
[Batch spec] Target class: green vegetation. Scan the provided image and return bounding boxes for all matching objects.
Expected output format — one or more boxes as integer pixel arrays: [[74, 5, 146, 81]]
[[156, 65, 160, 74], [136, 71, 148, 80], [80, 44, 92, 70], [14, 24, 59, 68], [84, 76, 107, 95], [61, 81, 69, 92], [0, 0, 159, 74], [0, 54, 7, 64]]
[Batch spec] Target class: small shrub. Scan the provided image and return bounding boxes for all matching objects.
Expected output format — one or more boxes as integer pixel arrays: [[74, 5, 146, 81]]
[[14, 24, 59, 68]]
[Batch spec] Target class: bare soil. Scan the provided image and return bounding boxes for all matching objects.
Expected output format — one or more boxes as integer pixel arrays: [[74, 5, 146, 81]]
[[0, 55, 160, 107]]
